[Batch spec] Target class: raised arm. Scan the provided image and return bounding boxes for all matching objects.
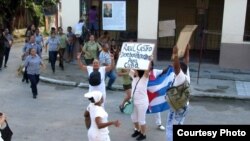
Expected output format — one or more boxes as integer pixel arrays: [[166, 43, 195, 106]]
[[144, 56, 154, 78], [172, 46, 181, 75], [77, 52, 87, 72], [183, 44, 190, 65]]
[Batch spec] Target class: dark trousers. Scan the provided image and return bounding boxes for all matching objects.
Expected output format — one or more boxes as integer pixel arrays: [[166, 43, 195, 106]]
[[58, 48, 65, 69], [4, 47, 10, 66], [28, 74, 40, 96], [49, 51, 58, 72], [22, 67, 28, 82], [0, 51, 4, 68]]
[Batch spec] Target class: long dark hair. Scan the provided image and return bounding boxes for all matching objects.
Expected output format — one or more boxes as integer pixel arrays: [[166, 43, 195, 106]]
[[137, 70, 145, 78]]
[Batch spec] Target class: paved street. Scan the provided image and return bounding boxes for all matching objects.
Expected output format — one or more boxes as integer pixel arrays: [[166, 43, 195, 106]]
[[1, 43, 250, 141]]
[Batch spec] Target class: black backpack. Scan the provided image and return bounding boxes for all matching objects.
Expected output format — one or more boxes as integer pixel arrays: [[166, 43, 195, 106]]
[[89, 70, 101, 86]]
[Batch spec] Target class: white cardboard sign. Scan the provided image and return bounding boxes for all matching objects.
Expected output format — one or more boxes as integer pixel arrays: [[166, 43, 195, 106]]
[[116, 42, 155, 70]]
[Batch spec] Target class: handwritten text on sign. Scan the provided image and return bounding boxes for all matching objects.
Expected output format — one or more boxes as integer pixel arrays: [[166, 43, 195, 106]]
[[116, 42, 154, 70]]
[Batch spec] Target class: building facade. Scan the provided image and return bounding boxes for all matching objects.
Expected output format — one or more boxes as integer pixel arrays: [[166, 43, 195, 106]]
[[60, 0, 250, 70]]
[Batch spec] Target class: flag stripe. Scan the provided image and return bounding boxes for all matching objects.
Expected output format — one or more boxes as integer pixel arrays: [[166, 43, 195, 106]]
[[147, 66, 175, 114]]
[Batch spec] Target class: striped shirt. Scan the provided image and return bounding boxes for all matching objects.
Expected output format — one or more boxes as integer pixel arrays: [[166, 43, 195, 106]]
[[99, 51, 111, 65], [24, 55, 42, 75]]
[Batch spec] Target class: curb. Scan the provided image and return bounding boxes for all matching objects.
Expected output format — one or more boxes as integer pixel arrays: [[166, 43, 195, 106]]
[[191, 93, 250, 101], [40, 76, 78, 87]]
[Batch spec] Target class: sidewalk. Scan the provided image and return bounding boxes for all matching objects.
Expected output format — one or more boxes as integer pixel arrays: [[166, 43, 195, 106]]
[[39, 55, 250, 100], [13, 39, 250, 100]]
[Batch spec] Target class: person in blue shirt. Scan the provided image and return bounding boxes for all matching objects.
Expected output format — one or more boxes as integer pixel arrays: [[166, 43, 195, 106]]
[[45, 31, 60, 73], [34, 28, 44, 53], [24, 48, 45, 99], [3, 28, 13, 68], [99, 43, 117, 90]]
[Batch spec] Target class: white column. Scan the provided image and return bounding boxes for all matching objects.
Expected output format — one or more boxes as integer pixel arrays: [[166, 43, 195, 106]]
[[137, 0, 159, 59], [61, 0, 80, 32], [138, 0, 159, 40], [221, 0, 248, 43]]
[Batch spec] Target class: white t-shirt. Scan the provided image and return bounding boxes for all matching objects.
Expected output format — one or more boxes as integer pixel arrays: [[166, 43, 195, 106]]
[[75, 22, 84, 37], [173, 67, 190, 87], [87, 103, 109, 140], [87, 66, 106, 102], [130, 70, 149, 105]]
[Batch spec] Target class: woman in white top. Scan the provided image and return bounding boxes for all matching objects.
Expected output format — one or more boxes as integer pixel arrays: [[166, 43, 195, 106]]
[[77, 52, 114, 104], [129, 63, 151, 141], [84, 91, 120, 141]]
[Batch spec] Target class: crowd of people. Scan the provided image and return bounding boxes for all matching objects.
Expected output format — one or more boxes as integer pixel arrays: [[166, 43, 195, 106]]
[[0, 17, 191, 140]]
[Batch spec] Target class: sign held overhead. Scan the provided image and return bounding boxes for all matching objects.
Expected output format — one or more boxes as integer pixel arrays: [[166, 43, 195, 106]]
[[176, 25, 197, 58], [116, 42, 155, 70]]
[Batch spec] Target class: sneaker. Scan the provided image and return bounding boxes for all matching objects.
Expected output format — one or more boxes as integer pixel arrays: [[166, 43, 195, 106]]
[[136, 133, 146, 140], [131, 130, 140, 138], [158, 125, 165, 131]]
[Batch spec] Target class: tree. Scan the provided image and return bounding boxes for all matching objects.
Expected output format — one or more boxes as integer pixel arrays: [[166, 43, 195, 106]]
[[0, 0, 21, 32], [0, 0, 60, 32]]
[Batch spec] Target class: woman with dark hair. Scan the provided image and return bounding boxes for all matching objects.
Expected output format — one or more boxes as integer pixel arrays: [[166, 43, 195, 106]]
[[82, 34, 101, 65], [129, 62, 151, 141], [84, 91, 120, 141]]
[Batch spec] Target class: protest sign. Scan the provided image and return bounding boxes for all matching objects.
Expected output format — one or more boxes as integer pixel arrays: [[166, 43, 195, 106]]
[[175, 25, 197, 58], [116, 42, 155, 70]]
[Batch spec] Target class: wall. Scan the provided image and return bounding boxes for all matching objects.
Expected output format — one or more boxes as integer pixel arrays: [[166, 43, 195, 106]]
[[220, 0, 250, 70], [221, 0, 247, 43], [137, 0, 159, 40], [61, 0, 80, 32]]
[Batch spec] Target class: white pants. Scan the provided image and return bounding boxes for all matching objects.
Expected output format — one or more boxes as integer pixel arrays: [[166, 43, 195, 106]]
[[154, 112, 162, 126], [131, 102, 149, 125]]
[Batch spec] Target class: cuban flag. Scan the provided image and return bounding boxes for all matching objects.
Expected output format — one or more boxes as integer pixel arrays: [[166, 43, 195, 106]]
[[147, 66, 175, 114]]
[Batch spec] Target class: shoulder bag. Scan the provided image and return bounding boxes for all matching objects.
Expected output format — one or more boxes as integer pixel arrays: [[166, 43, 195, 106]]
[[123, 78, 141, 115], [166, 78, 191, 111]]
